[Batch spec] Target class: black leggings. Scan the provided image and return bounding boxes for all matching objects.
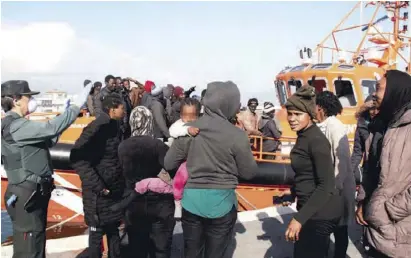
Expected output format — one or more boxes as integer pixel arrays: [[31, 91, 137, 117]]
[[125, 194, 175, 258], [88, 223, 121, 258], [294, 219, 338, 258], [333, 225, 349, 258]]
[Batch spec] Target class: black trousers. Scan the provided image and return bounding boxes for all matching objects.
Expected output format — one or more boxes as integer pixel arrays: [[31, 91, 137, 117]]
[[88, 223, 121, 258], [294, 219, 338, 258], [4, 182, 50, 258], [181, 206, 237, 258], [125, 194, 175, 258], [333, 225, 349, 258]]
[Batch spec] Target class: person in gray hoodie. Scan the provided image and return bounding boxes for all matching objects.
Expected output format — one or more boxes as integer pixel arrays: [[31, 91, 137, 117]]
[[140, 85, 170, 141], [164, 81, 258, 258]]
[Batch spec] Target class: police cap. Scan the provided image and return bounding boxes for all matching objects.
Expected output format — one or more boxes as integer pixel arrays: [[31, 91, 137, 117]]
[[1, 80, 40, 97]]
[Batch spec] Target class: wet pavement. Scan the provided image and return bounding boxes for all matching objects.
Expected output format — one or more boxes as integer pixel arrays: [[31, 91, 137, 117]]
[[2, 210, 365, 258]]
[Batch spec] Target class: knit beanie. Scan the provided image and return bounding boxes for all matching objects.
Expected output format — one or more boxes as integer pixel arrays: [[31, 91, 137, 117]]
[[263, 102, 276, 114], [144, 80, 155, 93], [174, 86, 184, 97], [285, 85, 317, 119]]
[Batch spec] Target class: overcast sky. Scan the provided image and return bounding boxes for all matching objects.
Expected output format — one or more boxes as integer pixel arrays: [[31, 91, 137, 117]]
[[2, 1, 400, 105]]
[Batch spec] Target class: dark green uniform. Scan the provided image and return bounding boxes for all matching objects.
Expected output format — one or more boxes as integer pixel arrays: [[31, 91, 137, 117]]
[[2, 105, 80, 258]]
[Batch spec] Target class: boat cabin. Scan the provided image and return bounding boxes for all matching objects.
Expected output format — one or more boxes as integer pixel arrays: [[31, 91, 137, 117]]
[[274, 63, 383, 109]]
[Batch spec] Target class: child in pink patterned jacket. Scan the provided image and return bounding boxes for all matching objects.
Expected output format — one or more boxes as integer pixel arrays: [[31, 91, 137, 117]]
[[135, 98, 201, 218]]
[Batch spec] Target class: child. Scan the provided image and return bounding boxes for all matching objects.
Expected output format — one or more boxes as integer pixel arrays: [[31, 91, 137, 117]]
[[134, 98, 201, 218]]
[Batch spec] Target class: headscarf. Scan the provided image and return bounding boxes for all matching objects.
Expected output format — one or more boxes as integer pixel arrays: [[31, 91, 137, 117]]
[[285, 85, 317, 119], [378, 69, 411, 125], [144, 81, 155, 93], [129, 106, 154, 137]]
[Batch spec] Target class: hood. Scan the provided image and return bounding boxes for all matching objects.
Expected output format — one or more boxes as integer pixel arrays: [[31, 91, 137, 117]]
[[163, 85, 174, 99], [390, 102, 411, 128], [202, 81, 240, 120], [140, 92, 153, 108], [379, 70, 411, 124]]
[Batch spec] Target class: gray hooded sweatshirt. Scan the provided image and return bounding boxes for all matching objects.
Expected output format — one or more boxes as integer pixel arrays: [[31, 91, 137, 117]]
[[164, 81, 258, 189]]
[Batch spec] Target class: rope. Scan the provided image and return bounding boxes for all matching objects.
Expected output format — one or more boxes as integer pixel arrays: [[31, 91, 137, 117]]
[[45, 213, 82, 231], [1, 213, 83, 246]]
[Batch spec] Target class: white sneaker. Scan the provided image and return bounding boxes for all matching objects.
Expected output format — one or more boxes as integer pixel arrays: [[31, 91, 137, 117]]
[[174, 200, 182, 219]]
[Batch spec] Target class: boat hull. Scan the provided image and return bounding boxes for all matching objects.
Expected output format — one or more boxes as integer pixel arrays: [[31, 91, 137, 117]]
[[1, 163, 294, 225]]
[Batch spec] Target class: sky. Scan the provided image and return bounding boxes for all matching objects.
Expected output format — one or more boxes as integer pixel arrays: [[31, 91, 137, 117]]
[[1, 1, 400, 105]]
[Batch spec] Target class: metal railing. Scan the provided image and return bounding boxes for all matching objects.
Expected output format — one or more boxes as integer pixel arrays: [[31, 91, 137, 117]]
[[249, 135, 355, 163]]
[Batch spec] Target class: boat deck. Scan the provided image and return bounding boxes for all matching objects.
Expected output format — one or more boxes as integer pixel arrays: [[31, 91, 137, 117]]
[[2, 206, 365, 258]]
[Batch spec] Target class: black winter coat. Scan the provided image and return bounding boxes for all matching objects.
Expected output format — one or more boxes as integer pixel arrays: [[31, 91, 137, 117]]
[[70, 113, 125, 227], [351, 116, 370, 173]]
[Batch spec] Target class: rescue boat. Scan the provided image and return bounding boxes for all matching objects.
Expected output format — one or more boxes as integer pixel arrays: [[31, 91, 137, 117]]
[[1, 1, 410, 226]]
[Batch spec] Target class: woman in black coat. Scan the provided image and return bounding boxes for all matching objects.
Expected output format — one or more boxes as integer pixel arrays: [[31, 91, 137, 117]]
[[70, 93, 126, 258]]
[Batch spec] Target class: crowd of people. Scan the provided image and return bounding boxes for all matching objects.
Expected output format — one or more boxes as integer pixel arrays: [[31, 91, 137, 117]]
[[1, 68, 410, 258]]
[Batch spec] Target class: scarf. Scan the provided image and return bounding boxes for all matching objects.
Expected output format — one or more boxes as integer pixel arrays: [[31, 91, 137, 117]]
[[129, 106, 154, 137]]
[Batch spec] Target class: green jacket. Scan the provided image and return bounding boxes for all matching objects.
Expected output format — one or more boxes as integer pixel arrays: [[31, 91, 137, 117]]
[[1, 106, 80, 184]]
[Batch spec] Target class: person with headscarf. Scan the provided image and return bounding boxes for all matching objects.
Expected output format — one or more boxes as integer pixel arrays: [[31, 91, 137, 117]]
[[258, 102, 282, 159], [356, 70, 411, 258], [283, 85, 342, 258], [140, 84, 170, 141], [315, 91, 356, 258], [164, 81, 258, 258], [117, 106, 175, 258]]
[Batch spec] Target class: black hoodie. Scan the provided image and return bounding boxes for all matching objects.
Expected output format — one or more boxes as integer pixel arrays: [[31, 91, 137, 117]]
[[164, 81, 258, 189]]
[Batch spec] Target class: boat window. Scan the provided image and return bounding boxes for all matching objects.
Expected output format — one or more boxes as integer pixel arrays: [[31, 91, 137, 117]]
[[361, 80, 376, 100], [275, 80, 287, 105], [308, 79, 327, 94], [290, 65, 308, 72], [311, 63, 332, 70], [288, 79, 303, 94], [338, 64, 355, 70], [334, 80, 357, 107]]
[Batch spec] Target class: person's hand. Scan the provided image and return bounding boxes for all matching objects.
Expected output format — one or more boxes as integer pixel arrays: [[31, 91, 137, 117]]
[[279, 190, 294, 206], [285, 218, 302, 242], [356, 202, 368, 226], [99, 189, 111, 197], [64, 98, 71, 110], [188, 127, 199, 136], [188, 86, 196, 92], [73, 82, 93, 108], [364, 100, 375, 109]]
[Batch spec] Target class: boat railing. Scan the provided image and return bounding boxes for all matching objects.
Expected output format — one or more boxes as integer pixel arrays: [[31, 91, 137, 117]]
[[249, 135, 355, 164]]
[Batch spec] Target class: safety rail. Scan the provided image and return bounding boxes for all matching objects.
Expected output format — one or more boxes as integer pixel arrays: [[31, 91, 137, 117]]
[[249, 135, 355, 163]]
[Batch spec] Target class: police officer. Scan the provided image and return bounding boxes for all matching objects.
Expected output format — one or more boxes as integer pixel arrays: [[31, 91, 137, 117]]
[[1, 80, 91, 258]]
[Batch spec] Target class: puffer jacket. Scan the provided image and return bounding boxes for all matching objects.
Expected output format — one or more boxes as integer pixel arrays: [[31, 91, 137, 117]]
[[364, 108, 411, 258], [70, 112, 125, 227]]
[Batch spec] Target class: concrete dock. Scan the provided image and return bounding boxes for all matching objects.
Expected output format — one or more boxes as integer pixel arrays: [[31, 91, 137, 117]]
[[2, 206, 366, 258]]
